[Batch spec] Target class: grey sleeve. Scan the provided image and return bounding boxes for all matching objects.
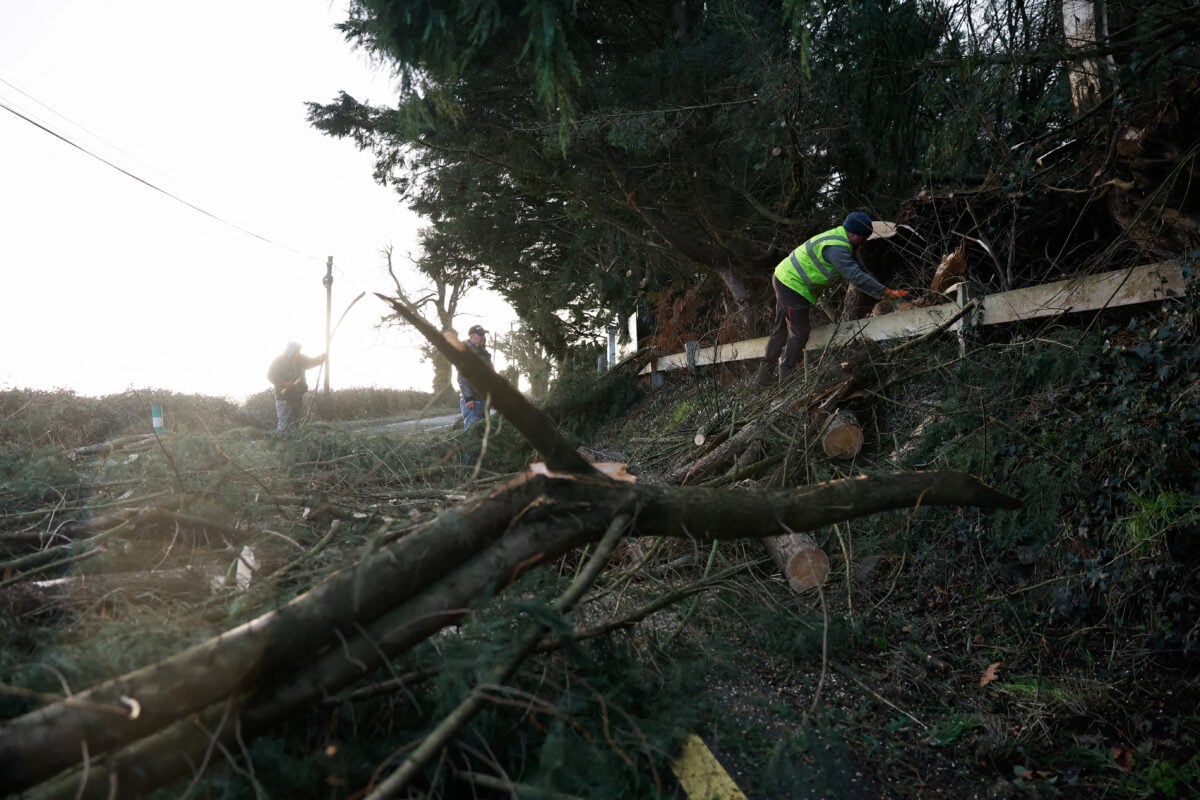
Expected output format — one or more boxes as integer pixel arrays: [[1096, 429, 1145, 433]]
[[826, 245, 886, 299]]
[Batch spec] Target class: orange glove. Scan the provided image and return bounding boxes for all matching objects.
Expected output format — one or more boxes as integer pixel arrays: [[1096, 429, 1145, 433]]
[[883, 288, 910, 299]]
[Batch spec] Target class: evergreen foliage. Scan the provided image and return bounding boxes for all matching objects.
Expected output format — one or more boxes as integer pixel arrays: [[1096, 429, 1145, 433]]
[[312, 0, 1200, 364], [5, 2, 1200, 795], [540, 346, 642, 440]]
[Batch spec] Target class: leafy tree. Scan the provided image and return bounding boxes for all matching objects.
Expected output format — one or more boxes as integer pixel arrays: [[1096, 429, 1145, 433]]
[[377, 242, 478, 395], [492, 324, 555, 400]]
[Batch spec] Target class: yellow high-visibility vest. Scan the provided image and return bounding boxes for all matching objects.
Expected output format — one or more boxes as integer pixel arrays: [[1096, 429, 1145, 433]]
[[773, 225, 852, 304]]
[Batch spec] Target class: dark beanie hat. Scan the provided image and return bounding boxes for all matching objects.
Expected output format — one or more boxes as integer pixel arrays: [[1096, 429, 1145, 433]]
[[843, 211, 873, 237]]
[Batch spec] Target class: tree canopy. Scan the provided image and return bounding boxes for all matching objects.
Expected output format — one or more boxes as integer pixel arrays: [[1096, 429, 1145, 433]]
[[308, 0, 1199, 358]]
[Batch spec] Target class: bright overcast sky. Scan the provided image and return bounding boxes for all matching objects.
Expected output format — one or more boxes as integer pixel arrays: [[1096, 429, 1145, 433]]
[[0, 0, 512, 401]]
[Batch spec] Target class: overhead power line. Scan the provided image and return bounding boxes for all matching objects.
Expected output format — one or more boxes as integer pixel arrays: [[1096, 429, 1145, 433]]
[[0, 76, 165, 179], [0, 94, 319, 262]]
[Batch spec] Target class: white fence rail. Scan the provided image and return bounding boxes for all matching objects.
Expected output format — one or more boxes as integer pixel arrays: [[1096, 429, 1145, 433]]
[[641, 260, 1188, 375]]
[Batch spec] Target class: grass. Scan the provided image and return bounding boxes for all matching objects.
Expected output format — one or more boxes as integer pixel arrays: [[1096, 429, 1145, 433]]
[[1119, 487, 1200, 556]]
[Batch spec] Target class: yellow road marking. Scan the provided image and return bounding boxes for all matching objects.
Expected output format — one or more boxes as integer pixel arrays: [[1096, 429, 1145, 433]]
[[670, 733, 749, 800]]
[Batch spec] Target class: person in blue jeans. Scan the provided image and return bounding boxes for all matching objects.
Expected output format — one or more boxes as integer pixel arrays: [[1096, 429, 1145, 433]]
[[457, 324, 492, 430], [267, 341, 326, 431]]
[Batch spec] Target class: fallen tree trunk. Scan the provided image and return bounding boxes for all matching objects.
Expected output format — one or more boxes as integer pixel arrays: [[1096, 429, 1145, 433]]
[[0, 476, 545, 793], [0, 297, 1024, 798], [67, 433, 159, 461], [24, 511, 607, 800], [0, 469, 1020, 796], [376, 293, 597, 476]]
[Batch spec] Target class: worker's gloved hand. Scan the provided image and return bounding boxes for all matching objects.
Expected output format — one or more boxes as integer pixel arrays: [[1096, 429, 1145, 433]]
[[883, 288, 910, 299]]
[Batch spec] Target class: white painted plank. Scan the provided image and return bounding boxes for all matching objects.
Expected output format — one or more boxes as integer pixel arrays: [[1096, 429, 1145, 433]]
[[980, 261, 1186, 325], [643, 261, 1185, 375]]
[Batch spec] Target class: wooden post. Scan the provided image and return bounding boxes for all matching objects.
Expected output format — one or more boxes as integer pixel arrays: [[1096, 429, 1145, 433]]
[[323, 257, 333, 393], [685, 341, 700, 373], [955, 281, 980, 356]]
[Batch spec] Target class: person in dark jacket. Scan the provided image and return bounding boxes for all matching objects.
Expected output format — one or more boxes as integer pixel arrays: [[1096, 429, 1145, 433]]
[[756, 211, 909, 386], [457, 324, 492, 430], [267, 341, 326, 431]]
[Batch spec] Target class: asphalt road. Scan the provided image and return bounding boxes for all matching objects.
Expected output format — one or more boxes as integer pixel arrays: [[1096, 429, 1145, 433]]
[[374, 413, 462, 432]]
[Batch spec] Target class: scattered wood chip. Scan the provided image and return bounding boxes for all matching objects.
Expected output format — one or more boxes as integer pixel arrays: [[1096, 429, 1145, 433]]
[[528, 462, 637, 483]]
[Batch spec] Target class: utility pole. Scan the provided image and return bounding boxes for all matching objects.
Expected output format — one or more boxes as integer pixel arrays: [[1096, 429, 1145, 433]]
[[323, 256, 333, 393]]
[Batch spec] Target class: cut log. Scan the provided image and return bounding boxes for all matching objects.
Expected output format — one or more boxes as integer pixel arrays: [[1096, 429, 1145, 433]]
[[669, 419, 762, 485], [819, 409, 863, 460], [763, 532, 829, 592], [693, 408, 735, 448], [68, 434, 159, 461]]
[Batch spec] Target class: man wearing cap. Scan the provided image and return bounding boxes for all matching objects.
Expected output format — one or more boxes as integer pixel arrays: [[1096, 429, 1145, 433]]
[[458, 324, 493, 430], [756, 211, 908, 386], [267, 342, 327, 431]]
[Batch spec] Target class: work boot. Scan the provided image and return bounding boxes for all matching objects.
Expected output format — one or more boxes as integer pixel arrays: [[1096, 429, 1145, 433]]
[[754, 361, 775, 387]]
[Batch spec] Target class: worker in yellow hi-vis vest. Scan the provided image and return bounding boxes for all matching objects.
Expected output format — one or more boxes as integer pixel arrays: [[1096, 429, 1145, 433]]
[[756, 210, 909, 386]]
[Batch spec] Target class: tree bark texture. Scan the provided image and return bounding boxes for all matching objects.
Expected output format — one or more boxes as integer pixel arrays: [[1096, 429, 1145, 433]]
[[1062, 0, 1105, 113]]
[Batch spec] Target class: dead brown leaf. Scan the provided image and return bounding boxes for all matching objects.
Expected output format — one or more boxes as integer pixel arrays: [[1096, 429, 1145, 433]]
[[980, 661, 1002, 687]]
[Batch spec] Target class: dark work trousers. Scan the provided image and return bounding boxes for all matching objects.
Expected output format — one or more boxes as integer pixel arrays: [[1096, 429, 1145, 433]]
[[763, 275, 813, 369]]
